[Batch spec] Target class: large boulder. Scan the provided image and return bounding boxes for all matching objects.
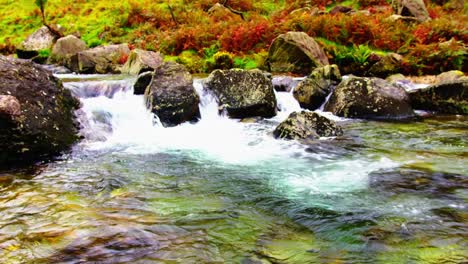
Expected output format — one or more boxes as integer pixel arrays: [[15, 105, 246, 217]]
[[293, 64, 341, 110], [324, 77, 416, 120], [204, 69, 277, 118], [267, 32, 329, 75], [392, 0, 430, 22], [70, 44, 130, 74], [144, 61, 200, 127], [16, 26, 58, 59], [409, 79, 468, 114], [133, 71, 153, 95], [49, 35, 87, 67], [120, 49, 164, 75], [273, 111, 343, 140], [0, 56, 80, 167]]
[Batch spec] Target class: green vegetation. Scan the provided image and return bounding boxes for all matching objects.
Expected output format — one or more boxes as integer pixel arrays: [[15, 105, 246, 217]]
[[0, 0, 466, 75]]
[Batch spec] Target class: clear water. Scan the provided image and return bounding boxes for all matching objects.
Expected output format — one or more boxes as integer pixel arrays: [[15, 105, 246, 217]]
[[0, 76, 466, 263]]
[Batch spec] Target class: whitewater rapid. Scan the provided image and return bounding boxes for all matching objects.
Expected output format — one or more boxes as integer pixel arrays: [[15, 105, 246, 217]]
[[62, 75, 398, 196]]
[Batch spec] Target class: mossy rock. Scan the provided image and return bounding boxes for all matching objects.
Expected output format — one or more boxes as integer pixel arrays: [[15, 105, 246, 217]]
[[324, 76, 416, 120], [267, 32, 329, 75], [273, 111, 343, 141], [409, 79, 468, 114], [144, 61, 200, 127], [293, 64, 341, 110], [0, 56, 80, 168], [204, 69, 277, 118]]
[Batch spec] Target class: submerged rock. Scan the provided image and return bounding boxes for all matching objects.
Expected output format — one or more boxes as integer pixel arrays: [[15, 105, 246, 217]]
[[49, 35, 87, 67], [267, 32, 329, 75], [293, 64, 341, 110], [204, 69, 277, 118], [145, 61, 200, 127], [70, 44, 130, 74], [409, 79, 468, 114], [273, 111, 343, 141], [370, 168, 468, 198], [0, 56, 80, 167], [120, 49, 164, 75], [133, 71, 153, 95], [324, 76, 416, 120]]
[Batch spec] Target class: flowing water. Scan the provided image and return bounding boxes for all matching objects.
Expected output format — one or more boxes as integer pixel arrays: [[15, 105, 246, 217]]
[[0, 75, 467, 263]]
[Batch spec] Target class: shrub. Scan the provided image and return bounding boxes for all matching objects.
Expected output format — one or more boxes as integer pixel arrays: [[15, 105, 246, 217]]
[[213, 51, 234, 69]]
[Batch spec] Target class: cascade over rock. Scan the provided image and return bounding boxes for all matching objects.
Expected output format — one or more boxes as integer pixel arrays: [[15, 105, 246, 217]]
[[133, 71, 153, 95], [324, 76, 416, 120], [293, 64, 341, 110], [267, 32, 329, 75], [145, 61, 200, 127], [49, 35, 87, 67], [120, 49, 164, 75], [272, 76, 300, 92], [204, 69, 277, 118], [409, 79, 468, 114], [273, 111, 343, 140], [0, 56, 80, 167], [70, 44, 130, 74]]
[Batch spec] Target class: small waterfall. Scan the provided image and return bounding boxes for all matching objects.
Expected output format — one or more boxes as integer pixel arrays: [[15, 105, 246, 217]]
[[64, 79, 135, 99], [193, 79, 223, 120]]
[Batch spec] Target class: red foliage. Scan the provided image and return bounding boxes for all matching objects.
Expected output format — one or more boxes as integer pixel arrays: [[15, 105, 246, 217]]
[[413, 24, 432, 44], [220, 20, 274, 53], [118, 54, 129, 64]]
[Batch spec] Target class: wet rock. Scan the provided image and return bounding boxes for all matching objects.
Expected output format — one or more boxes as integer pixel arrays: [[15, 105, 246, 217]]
[[324, 76, 416, 120], [409, 79, 467, 114], [272, 76, 299, 92], [145, 61, 200, 127], [368, 53, 403, 78], [273, 111, 343, 140], [120, 49, 164, 75], [204, 69, 277, 118], [133, 71, 153, 95], [16, 26, 58, 59], [267, 32, 329, 75], [0, 56, 80, 167], [65, 80, 132, 99], [49, 35, 87, 67], [70, 44, 130, 74], [392, 0, 431, 22], [41, 64, 72, 74], [293, 64, 341, 110]]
